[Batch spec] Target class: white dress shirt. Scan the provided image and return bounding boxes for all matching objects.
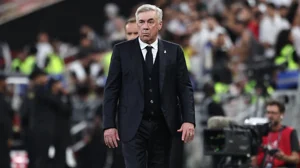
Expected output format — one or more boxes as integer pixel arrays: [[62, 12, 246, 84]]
[[138, 38, 158, 64]]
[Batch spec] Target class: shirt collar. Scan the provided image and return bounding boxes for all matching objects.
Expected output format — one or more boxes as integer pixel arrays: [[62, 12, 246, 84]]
[[138, 37, 158, 50]]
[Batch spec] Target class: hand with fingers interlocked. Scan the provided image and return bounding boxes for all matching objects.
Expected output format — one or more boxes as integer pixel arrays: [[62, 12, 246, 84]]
[[104, 128, 120, 148]]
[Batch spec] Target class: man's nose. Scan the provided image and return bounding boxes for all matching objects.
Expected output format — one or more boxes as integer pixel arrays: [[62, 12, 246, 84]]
[[142, 23, 149, 29]]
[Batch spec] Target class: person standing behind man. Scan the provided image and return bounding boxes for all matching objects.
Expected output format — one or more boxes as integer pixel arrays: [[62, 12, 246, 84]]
[[102, 17, 139, 77], [110, 17, 139, 168], [103, 4, 195, 168], [0, 73, 13, 168]]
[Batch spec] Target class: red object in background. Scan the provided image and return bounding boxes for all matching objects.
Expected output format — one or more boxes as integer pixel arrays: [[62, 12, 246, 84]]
[[10, 150, 29, 168], [0, 57, 4, 69], [11, 50, 19, 59], [64, 55, 76, 65], [248, 20, 259, 40], [13, 113, 21, 132]]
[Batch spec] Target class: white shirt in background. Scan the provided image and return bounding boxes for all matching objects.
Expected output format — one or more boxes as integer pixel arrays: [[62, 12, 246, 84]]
[[259, 13, 290, 57], [36, 42, 53, 68], [292, 26, 300, 57]]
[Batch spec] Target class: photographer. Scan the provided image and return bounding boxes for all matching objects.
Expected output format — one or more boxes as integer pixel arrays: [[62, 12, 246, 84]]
[[253, 100, 300, 168]]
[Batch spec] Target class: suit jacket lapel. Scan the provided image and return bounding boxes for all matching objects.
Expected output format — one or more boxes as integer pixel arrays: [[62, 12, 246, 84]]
[[158, 40, 166, 94], [133, 38, 144, 95]]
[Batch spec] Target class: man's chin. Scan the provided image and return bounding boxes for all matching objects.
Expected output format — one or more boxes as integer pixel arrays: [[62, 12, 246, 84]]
[[140, 37, 153, 43], [141, 36, 150, 40]]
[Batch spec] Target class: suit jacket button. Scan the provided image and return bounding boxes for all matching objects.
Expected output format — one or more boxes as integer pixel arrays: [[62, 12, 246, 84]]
[[150, 100, 154, 103]]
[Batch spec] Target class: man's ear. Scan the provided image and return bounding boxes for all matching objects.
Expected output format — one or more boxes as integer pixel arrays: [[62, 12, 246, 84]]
[[158, 21, 162, 31]]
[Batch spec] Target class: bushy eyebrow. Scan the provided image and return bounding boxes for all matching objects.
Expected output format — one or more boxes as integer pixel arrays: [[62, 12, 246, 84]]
[[138, 18, 155, 22]]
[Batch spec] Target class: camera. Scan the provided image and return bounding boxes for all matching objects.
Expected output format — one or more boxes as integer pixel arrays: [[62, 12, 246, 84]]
[[204, 122, 270, 157], [203, 117, 271, 168]]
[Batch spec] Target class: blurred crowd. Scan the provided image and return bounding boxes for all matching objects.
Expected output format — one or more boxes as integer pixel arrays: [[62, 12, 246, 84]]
[[1, 0, 300, 168]]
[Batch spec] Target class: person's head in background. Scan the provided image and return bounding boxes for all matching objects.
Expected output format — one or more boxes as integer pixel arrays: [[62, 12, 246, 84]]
[[29, 67, 48, 86], [125, 17, 139, 41], [275, 29, 292, 56], [104, 3, 119, 19], [279, 5, 289, 18], [27, 45, 38, 56], [266, 2, 276, 17], [234, 19, 248, 36], [16, 45, 36, 62], [76, 82, 90, 100], [80, 25, 93, 36], [0, 73, 6, 93], [206, 15, 218, 31], [215, 33, 226, 47], [135, 4, 163, 44], [203, 82, 215, 98], [37, 32, 50, 43], [80, 37, 92, 48], [238, 5, 252, 23], [48, 78, 63, 95], [265, 100, 285, 130]]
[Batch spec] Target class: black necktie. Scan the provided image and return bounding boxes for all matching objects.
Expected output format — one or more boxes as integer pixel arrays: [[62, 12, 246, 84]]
[[145, 46, 153, 72]]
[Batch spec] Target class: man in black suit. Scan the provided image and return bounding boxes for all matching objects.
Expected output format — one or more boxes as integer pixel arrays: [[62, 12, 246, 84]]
[[28, 68, 71, 168], [103, 4, 195, 168]]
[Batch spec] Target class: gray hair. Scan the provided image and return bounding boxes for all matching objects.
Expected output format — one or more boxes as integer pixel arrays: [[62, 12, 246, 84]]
[[135, 4, 163, 22]]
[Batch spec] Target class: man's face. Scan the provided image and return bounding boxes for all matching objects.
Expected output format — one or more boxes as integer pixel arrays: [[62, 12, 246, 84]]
[[125, 22, 139, 41], [266, 105, 282, 126], [137, 10, 162, 44]]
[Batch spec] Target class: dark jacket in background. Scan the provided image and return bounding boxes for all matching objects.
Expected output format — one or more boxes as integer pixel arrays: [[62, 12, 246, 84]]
[[32, 85, 72, 168], [0, 93, 13, 168]]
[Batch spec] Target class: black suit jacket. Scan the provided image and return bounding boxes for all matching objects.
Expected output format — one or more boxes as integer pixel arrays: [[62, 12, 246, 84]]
[[103, 38, 195, 142], [31, 86, 71, 134]]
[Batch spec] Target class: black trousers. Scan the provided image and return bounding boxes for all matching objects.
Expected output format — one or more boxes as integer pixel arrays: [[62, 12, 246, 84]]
[[111, 143, 125, 168], [0, 124, 10, 168], [122, 118, 171, 168], [33, 130, 53, 168], [77, 128, 107, 168], [24, 129, 36, 168], [169, 135, 184, 168], [51, 128, 70, 168], [0, 137, 10, 168]]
